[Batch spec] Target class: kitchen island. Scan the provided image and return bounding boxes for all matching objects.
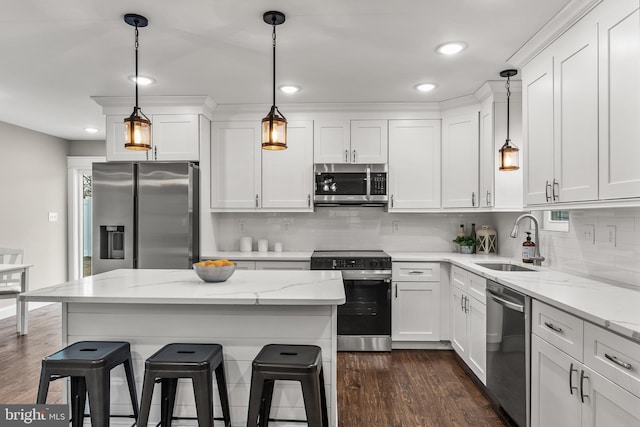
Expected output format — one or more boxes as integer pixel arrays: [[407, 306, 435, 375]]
[[20, 268, 345, 427]]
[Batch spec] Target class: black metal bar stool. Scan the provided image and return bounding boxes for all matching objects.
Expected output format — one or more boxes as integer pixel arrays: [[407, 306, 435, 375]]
[[247, 344, 328, 427], [36, 340, 139, 427], [137, 343, 231, 427]]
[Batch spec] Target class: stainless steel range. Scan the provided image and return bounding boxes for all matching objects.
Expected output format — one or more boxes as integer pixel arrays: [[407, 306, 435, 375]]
[[310, 250, 392, 352]]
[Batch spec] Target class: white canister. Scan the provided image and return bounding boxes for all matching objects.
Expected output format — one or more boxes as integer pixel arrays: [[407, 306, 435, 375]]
[[240, 236, 252, 252], [273, 242, 283, 252], [258, 239, 269, 252]]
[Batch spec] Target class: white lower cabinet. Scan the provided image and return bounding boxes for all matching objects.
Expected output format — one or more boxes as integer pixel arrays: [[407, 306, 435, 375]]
[[392, 262, 441, 343], [531, 300, 640, 427], [449, 265, 486, 383], [227, 260, 310, 271]]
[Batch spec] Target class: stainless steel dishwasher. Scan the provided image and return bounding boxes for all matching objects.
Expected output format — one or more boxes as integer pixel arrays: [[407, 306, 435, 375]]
[[486, 280, 531, 427]]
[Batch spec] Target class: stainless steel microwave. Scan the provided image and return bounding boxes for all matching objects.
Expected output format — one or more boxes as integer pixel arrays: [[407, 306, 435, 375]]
[[314, 164, 388, 206]]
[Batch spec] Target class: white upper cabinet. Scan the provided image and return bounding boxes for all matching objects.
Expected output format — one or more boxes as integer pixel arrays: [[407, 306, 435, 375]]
[[211, 120, 314, 212], [150, 114, 201, 161], [105, 115, 148, 161], [261, 121, 314, 210], [598, 0, 640, 200], [210, 121, 261, 210], [313, 119, 388, 164], [523, 15, 598, 205], [388, 119, 441, 210], [442, 111, 480, 208]]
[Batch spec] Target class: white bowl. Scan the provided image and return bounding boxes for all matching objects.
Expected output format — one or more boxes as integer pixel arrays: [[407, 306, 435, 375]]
[[193, 263, 236, 282]]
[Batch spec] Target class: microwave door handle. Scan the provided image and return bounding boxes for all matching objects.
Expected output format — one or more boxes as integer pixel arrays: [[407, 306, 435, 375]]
[[366, 167, 371, 199]]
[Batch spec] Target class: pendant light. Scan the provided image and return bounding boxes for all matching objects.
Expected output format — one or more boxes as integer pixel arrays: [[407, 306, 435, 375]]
[[123, 14, 152, 151], [261, 11, 287, 150], [499, 69, 519, 171]]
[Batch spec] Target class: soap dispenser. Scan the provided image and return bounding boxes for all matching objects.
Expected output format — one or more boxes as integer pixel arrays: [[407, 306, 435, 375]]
[[522, 232, 535, 263]]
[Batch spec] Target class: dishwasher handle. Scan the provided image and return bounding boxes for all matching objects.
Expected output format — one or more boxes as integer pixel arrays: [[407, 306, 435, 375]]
[[486, 289, 525, 313]]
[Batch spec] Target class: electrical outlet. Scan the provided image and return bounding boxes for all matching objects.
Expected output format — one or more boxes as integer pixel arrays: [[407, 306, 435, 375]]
[[48, 212, 58, 222], [578, 224, 595, 244], [392, 221, 400, 233], [283, 219, 292, 232], [607, 225, 616, 247], [238, 221, 246, 233]]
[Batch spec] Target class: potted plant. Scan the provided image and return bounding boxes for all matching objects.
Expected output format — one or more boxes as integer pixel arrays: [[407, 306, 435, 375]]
[[453, 236, 478, 254]]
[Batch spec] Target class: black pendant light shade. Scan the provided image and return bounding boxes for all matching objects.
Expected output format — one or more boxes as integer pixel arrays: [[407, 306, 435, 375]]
[[499, 69, 519, 171], [124, 13, 152, 151], [262, 11, 287, 150]]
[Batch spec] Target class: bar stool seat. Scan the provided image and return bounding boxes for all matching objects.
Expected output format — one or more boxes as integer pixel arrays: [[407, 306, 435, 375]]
[[247, 344, 328, 427], [137, 343, 231, 427], [36, 340, 139, 427]]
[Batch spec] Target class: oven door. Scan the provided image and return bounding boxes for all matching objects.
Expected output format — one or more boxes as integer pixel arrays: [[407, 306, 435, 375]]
[[338, 274, 392, 351]]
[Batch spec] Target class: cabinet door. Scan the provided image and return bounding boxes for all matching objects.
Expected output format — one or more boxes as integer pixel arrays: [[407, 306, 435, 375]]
[[467, 296, 486, 384], [442, 112, 480, 208], [581, 366, 640, 427], [388, 120, 441, 209], [450, 286, 468, 356], [553, 18, 598, 203], [313, 120, 350, 163], [598, 0, 640, 200], [350, 120, 388, 164], [105, 115, 148, 161], [234, 261, 256, 270], [479, 101, 495, 208], [392, 281, 440, 342], [531, 334, 582, 427], [151, 114, 200, 161], [255, 261, 310, 270], [523, 53, 555, 205], [210, 122, 261, 209], [262, 121, 314, 210]]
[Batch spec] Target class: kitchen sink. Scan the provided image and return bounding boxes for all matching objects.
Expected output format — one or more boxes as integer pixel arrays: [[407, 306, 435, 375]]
[[475, 263, 536, 272]]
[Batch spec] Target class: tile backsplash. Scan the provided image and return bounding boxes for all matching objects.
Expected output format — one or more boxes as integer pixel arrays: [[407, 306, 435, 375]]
[[496, 208, 640, 289], [209, 207, 640, 289]]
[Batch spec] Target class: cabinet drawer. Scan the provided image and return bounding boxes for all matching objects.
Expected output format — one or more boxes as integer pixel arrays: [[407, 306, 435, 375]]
[[233, 261, 256, 270], [467, 272, 486, 301], [584, 322, 640, 398], [532, 300, 584, 361], [392, 262, 440, 282], [255, 261, 310, 270], [451, 265, 467, 290]]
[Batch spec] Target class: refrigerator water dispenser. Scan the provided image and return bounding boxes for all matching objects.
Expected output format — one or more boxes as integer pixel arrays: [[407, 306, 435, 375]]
[[100, 225, 125, 259]]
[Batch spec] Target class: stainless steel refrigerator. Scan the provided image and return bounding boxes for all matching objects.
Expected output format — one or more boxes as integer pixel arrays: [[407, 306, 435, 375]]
[[92, 162, 199, 275]]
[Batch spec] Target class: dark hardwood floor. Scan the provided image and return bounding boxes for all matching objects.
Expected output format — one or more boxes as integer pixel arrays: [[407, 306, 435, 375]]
[[0, 305, 507, 426]]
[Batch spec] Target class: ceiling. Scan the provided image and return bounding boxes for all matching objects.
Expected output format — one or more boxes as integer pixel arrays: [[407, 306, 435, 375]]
[[0, 0, 571, 141]]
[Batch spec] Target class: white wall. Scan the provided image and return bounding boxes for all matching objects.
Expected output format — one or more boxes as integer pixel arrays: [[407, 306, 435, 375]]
[[495, 209, 640, 289], [0, 121, 69, 311], [207, 209, 496, 253], [68, 140, 105, 156]]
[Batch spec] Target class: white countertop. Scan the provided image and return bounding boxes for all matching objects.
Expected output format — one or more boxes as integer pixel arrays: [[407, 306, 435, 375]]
[[389, 251, 640, 343], [19, 268, 345, 306], [203, 251, 313, 261]]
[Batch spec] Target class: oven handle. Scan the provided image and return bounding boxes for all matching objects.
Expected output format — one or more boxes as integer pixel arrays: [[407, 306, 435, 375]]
[[486, 290, 525, 312], [366, 167, 371, 200]]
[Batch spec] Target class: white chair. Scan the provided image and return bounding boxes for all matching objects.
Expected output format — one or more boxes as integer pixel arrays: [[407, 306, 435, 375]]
[[0, 248, 27, 334]]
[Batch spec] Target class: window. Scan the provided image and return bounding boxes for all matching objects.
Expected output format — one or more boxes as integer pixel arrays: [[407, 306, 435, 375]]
[[542, 210, 570, 232]]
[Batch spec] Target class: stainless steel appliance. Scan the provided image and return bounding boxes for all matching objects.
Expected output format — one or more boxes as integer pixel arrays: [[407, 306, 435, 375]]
[[314, 164, 387, 206], [92, 162, 199, 274], [310, 250, 392, 351], [486, 280, 531, 427]]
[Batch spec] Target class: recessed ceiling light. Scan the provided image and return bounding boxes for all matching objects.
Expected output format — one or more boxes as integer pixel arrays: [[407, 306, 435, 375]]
[[279, 85, 300, 94], [128, 75, 155, 86], [436, 42, 467, 55], [84, 128, 99, 133], [415, 83, 437, 92]]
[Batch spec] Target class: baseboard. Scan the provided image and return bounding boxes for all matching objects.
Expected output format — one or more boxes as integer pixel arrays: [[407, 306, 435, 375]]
[[392, 340, 453, 350], [0, 301, 56, 320]]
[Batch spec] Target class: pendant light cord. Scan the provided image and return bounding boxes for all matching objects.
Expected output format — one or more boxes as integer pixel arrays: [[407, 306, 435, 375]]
[[272, 22, 277, 109], [505, 75, 511, 142], [134, 24, 140, 112]]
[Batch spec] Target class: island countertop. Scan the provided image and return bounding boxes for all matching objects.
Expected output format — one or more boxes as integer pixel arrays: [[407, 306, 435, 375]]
[[19, 268, 346, 306]]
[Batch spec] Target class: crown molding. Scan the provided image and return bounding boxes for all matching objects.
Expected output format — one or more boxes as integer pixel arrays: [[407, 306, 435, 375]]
[[508, 0, 603, 68], [91, 95, 216, 119], [475, 80, 522, 103]]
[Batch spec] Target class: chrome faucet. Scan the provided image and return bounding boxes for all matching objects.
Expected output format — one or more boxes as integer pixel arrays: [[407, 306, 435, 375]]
[[510, 213, 545, 266]]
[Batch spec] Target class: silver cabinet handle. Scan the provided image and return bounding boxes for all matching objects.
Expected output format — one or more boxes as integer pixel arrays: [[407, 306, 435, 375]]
[[552, 178, 559, 201], [545, 180, 551, 202], [154, 145, 158, 160], [472, 192, 475, 207], [569, 363, 578, 395], [395, 283, 398, 298], [344, 149, 349, 162], [353, 149, 357, 163], [486, 190, 491, 206], [391, 194, 394, 208], [544, 322, 563, 333], [255, 194, 259, 208], [605, 353, 632, 370], [460, 294, 465, 311], [580, 369, 589, 403], [408, 271, 424, 275], [307, 194, 311, 207]]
